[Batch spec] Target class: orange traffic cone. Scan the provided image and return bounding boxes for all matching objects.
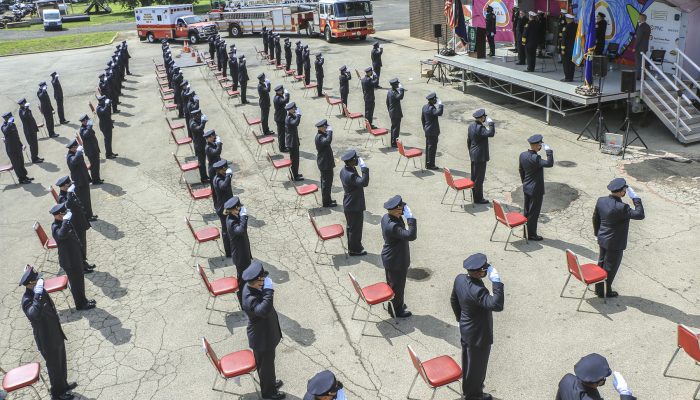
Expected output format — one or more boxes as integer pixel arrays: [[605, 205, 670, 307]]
[[196, 53, 202, 63], [191, 49, 196, 58], [183, 40, 190, 53]]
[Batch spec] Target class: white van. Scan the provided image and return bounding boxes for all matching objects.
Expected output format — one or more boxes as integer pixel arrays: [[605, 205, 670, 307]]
[[42, 9, 62, 31]]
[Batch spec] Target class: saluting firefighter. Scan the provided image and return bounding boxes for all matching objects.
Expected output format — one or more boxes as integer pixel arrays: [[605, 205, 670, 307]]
[[96, 95, 118, 159], [314, 53, 325, 97], [381, 195, 417, 318], [274, 33, 282, 67], [304, 370, 346, 400], [189, 109, 210, 183], [284, 37, 292, 71], [2, 111, 33, 184], [467, 109, 495, 204], [66, 138, 97, 221], [50, 71, 69, 124], [560, 14, 577, 82], [556, 353, 637, 400], [518, 134, 553, 241], [257, 73, 274, 135], [228, 49, 239, 91], [37, 81, 59, 137], [314, 119, 337, 208], [17, 98, 43, 163], [295, 40, 304, 77], [371, 42, 383, 83], [385, 78, 405, 148], [285, 101, 303, 181], [303, 45, 312, 85], [273, 84, 290, 153], [78, 114, 103, 185], [361, 67, 379, 128], [595, 12, 607, 55], [339, 65, 352, 107], [262, 27, 269, 56], [224, 196, 252, 304], [522, 11, 538, 72], [204, 129, 222, 200], [57, 176, 97, 274], [340, 149, 369, 256], [421, 92, 444, 170], [238, 54, 250, 104], [213, 159, 234, 259]]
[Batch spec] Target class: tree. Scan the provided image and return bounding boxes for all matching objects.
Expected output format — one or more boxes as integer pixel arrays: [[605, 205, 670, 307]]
[[115, 0, 200, 11]]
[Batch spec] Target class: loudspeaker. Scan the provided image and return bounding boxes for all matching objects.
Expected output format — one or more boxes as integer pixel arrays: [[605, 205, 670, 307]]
[[592, 56, 608, 78], [433, 24, 442, 38], [621, 70, 636, 93]]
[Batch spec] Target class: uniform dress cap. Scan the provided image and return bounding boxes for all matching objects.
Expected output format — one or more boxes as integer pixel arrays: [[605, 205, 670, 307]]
[[238, 54, 245, 59], [66, 138, 79, 148], [180, 80, 189, 87], [50, 202, 67, 215], [284, 102, 297, 110], [339, 65, 347, 71], [56, 176, 71, 187], [17, 98, 27, 105], [98, 73, 105, 78], [316, 53, 322, 57], [383, 195, 404, 210], [463, 253, 489, 270], [241, 260, 264, 282], [425, 92, 437, 100], [389, 78, 399, 85], [97, 95, 106, 101], [51, 71, 58, 77], [364, 66, 373, 73], [296, 40, 301, 44], [224, 196, 242, 209], [607, 177, 627, 192], [304, 45, 309, 49], [19, 266, 39, 286], [340, 149, 358, 161], [565, 13, 574, 19], [306, 370, 337, 396], [574, 353, 611, 382], [373, 41, 380, 47], [203, 129, 216, 138], [527, 134, 543, 144], [38, 81, 46, 87], [2, 112, 11, 119], [79, 114, 89, 122], [213, 159, 228, 169], [528, 11, 537, 16], [472, 108, 486, 118], [284, 37, 290, 42], [274, 84, 284, 92], [315, 119, 328, 128], [257, 72, 266, 80]]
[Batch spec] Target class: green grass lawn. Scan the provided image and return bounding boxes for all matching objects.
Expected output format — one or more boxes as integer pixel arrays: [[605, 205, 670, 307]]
[[0, 31, 117, 56]]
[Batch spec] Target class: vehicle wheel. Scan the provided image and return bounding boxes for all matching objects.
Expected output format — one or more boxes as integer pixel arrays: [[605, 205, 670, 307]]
[[189, 33, 198, 44], [146, 32, 155, 43], [229, 23, 242, 37], [324, 25, 334, 43], [358, 35, 367, 41]]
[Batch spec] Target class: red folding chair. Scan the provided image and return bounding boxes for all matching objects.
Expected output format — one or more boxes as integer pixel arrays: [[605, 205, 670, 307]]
[[324, 93, 343, 116], [249, 129, 275, 160], [342, 104, 363, 130], [172, 153, 199, 184], [33, 221, 57, 266], [1, 363, 48, 399], [0, 164, 16, 184], [160, 87, 175, 101], [395, 139, 423, 175], [201, 337, 260, 398], [348, 273, 395, 336], [291, 74, 305, 88], [44, 275, 73, 312], [308, 211, 347, 261], [266, 152, 291, 185], [441, 168, 474, 211], [288, 173, 319, 211], [254, 45, 266, 60], [663, 324, 700, 399], [363, 119, 388, 148], [406, 345, 462, 400], [169, 129, 193, 155], [166, 117, 185, 131], [222, 88, 240, 102], [302, 82, 318, 98], [49, 186, 59, 203], [88, 101, 96, 118], [284, 69, 296, 81], [197, 264, 239, 325], [186, 182, 213, 215], [560, 249, 608, 310], [243, 113, 261, 136], [354, 69, 362, 88], [489, 200, 528, 250], [185, 217, 224, 261]]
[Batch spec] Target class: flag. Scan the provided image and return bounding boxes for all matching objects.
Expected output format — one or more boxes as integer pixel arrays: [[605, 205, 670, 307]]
[[445, 0, 455, 27], [571, 0, 597, 86], [453, 0, 468, 42]]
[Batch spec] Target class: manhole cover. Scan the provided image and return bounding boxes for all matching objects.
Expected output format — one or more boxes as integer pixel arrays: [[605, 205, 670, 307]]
[[510, 182, 580, 213], [407, 268, 431, 281]]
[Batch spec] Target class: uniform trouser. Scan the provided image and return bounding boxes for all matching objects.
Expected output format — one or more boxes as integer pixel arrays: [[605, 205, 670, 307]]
[[425, 135, 439, 167], [42, 111, 56, 136], [75, 185, 93, 217], [595, 45, 604, 56], [385, 267, 408, 313], [340, 91, 348, 107], [595, 247, 624, 295], [523, 192, 543, 236], [364, 101, 375, 126], [316, 76, 323, 97], [77, 228, 88, 263], [289, 146, 300, 178], [319, 169, 333, 205], [390, 117, 401, 146], [221, 64, 226, 78], [216, 55, 222, 71], [563, 55, 575, 80], [304, 67, 311, 85], [487, 33, 495, 55], [240, 83, 247, 102], [55, 98, 66, 123], [231, 77, 238, 91], [195, 148, 208, 181], [8, 151, 28, 179], [218, 214, 231, 257], [526, 45, 537, 71], [24, 131, 39, 160], [373, 65, 381, 81], [234, 261, 246, 305], [285, 57, 291, 71], [635, 51, 644, 79], [125, 59, 130, 74], [208, 166, 217, 205], [297, 61, 303, 76], [41, 341, 68, 396], [209, 48, 215, 60], [263, 43, 268, 55], [253, 348, 278, 397], [111, 98, 118, 113], [86, 152, 100, 183], [276, 121, 287, 151], [101, 127, 114, 155], [517, 41, 526, 64], [344, 210, 364, 253], [261, 106, 271, 134], [276, 51, 281, 66], [470, 161, 487, 202], [462, 343, 491, 399], [64, 265, 88, 308]]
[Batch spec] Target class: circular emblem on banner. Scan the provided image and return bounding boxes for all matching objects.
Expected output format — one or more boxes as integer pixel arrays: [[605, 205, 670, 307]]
[[484, 0, 511, 28], [595, 0, 617, 40]]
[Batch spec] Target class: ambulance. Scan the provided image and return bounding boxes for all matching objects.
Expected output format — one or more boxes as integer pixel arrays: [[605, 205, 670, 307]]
[[135, 4, 218, 44]]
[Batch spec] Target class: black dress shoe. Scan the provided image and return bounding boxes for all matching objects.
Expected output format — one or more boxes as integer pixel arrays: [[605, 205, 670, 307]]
[[52, 393, 74, 400], [427, 165, 440, 170], [560, 78, 574, 82], [348, 250, 367, 256], [263, 391, 285, 399], [32, 158, 44, 163], [529, 235, 543, 241], [89, 215, 98, 221], [49, 133, 60, 138], [60, 120, 69, 124], [201, 178, 211, 183], [275, 380, 284, 389], [107, 153, 118, 159], [280, 148, 289, 153], [113, 110, 121, 113], [482, 393, 493, 400], [66, 382, 78, 391], [76, 302, 96, 311], [597, 290, 619, 298], [84, 263, 96, 270], [475, 199, 490, 204], [322, 203, 338, 208], [293, 176, 304, 181], [83, 268, 94, 274], [396, 310, 412, 318], [515, 62, 526, 65], [28, 177, 34, 181], [19, 178, 32, 184]]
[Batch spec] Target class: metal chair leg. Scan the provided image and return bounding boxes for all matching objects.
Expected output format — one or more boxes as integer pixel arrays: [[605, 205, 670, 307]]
[[663, 347, 682, 377], [450, 190, 459, 212], [395, 155, 402, 171], [577, 285, 588, 311], [440, 186, 450, 204], [340, 237, 348, 259], [219, 377, 227, 400], [351, 296, 361, 320], [504, 229, 513, 250], [560, 274, 572, 298], [406, 372, 419, 399], [361, 304, 371, 336], [489, 221, 498, 241]]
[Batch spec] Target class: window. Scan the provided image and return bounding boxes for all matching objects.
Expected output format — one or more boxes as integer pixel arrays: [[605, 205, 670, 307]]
[[334, 1, 371, 18], [157, 14, 162, 21]]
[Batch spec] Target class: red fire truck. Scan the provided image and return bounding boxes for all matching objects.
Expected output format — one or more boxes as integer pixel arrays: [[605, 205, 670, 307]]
[[135, 4, 218, 44]]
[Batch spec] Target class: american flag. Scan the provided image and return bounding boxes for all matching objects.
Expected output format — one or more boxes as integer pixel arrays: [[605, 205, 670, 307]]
[[444, 0, 456, 28]]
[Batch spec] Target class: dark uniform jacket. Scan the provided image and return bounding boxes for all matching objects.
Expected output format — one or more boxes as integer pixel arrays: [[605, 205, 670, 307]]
[[284, 113, 301, 148], [518, 149, 554, 196], [595, 19, 607, 49], [67, 150, 91, 187], [340, 165, 369, 212], [226, 214, 252, 268], [284, 41, 292, 61], [386, 88, 405, 119], [562, 22, 577, 56], [371, 47, 383, 68], [22, 289, 66, 355], [2, 120, 22, 153], [380, 214, 417, 270], [593, 196, 645, 251], [58, 190, 90, 234], [361, 75, 379, 103], [238, 59, 249, 83], [556, 373, 637, 400], [19, 107, 39, 135], [273, 93, 290, 123], [242, 284, 282, 352], [258, 81, 271, 107], [79, 123, 100, 157], [96, 103, 113, 131], [189, 118, 207, 151], [522, 19, 537, 47], [213, 173, 233, 216], [634, 22, 651, 53], [51, 76, 64, 101], [52, 219, 83, 270], [516, 17, 527, 44], [37, 88, 54, 114], [421, 103, 444, 137], [314, 130, 334, 170], [467, 122, 495, 162], [205, 141, 222, 174], [315, 57, 324, 78], [339, 71, 352, 95], [485, 12, 496, 34], [228, 57, 239, 81], [450, 274, 504, 347]]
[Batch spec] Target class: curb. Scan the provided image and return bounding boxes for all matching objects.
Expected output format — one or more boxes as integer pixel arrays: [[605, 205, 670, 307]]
[[0, 31, 119, 58]]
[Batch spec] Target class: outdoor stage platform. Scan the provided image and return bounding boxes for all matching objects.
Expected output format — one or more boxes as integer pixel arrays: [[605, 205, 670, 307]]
[[434, 51, 639, 124]]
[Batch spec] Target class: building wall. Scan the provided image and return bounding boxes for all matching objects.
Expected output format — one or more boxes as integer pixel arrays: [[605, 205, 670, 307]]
[[409, 0, 454, 42]]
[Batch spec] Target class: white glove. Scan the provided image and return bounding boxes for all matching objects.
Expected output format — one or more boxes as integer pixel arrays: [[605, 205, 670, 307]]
[[487, 265, 501, 283], [240, 206, 247, 216], [87, 119, 93, 127], [543, 143, 551, 151], [25, 102, 30, 107], [215, 136, 221, 144], [436, 98, 442, 105], [105, 99, 111, 105], [64, 211, 73, 221], [486, 117, 493, 124], [34, 278, 44, 294], [201, 114, 208, 122], [67, 184, 75, 193], [76, 145, 84, 153], [264, 79, 270, 85], [357, 157, 366, 168], [398, 83, 403, 89], [335, 388, 347, 400], [225, 167, 232, 175], [295, 108, 301, 116], [327, 127, 333, 135], [284, 89, 289, 95], [403, 204, 413, 219], [263, 276, 273, 290], [612, 371, 632, 396], [8, 117, 14, 124], [626, 187, 639, 199]]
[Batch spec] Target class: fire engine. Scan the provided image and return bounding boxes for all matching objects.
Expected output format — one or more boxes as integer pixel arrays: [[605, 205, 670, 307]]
[[207, 0, 374, 42], [135, 4, 218, 44]]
